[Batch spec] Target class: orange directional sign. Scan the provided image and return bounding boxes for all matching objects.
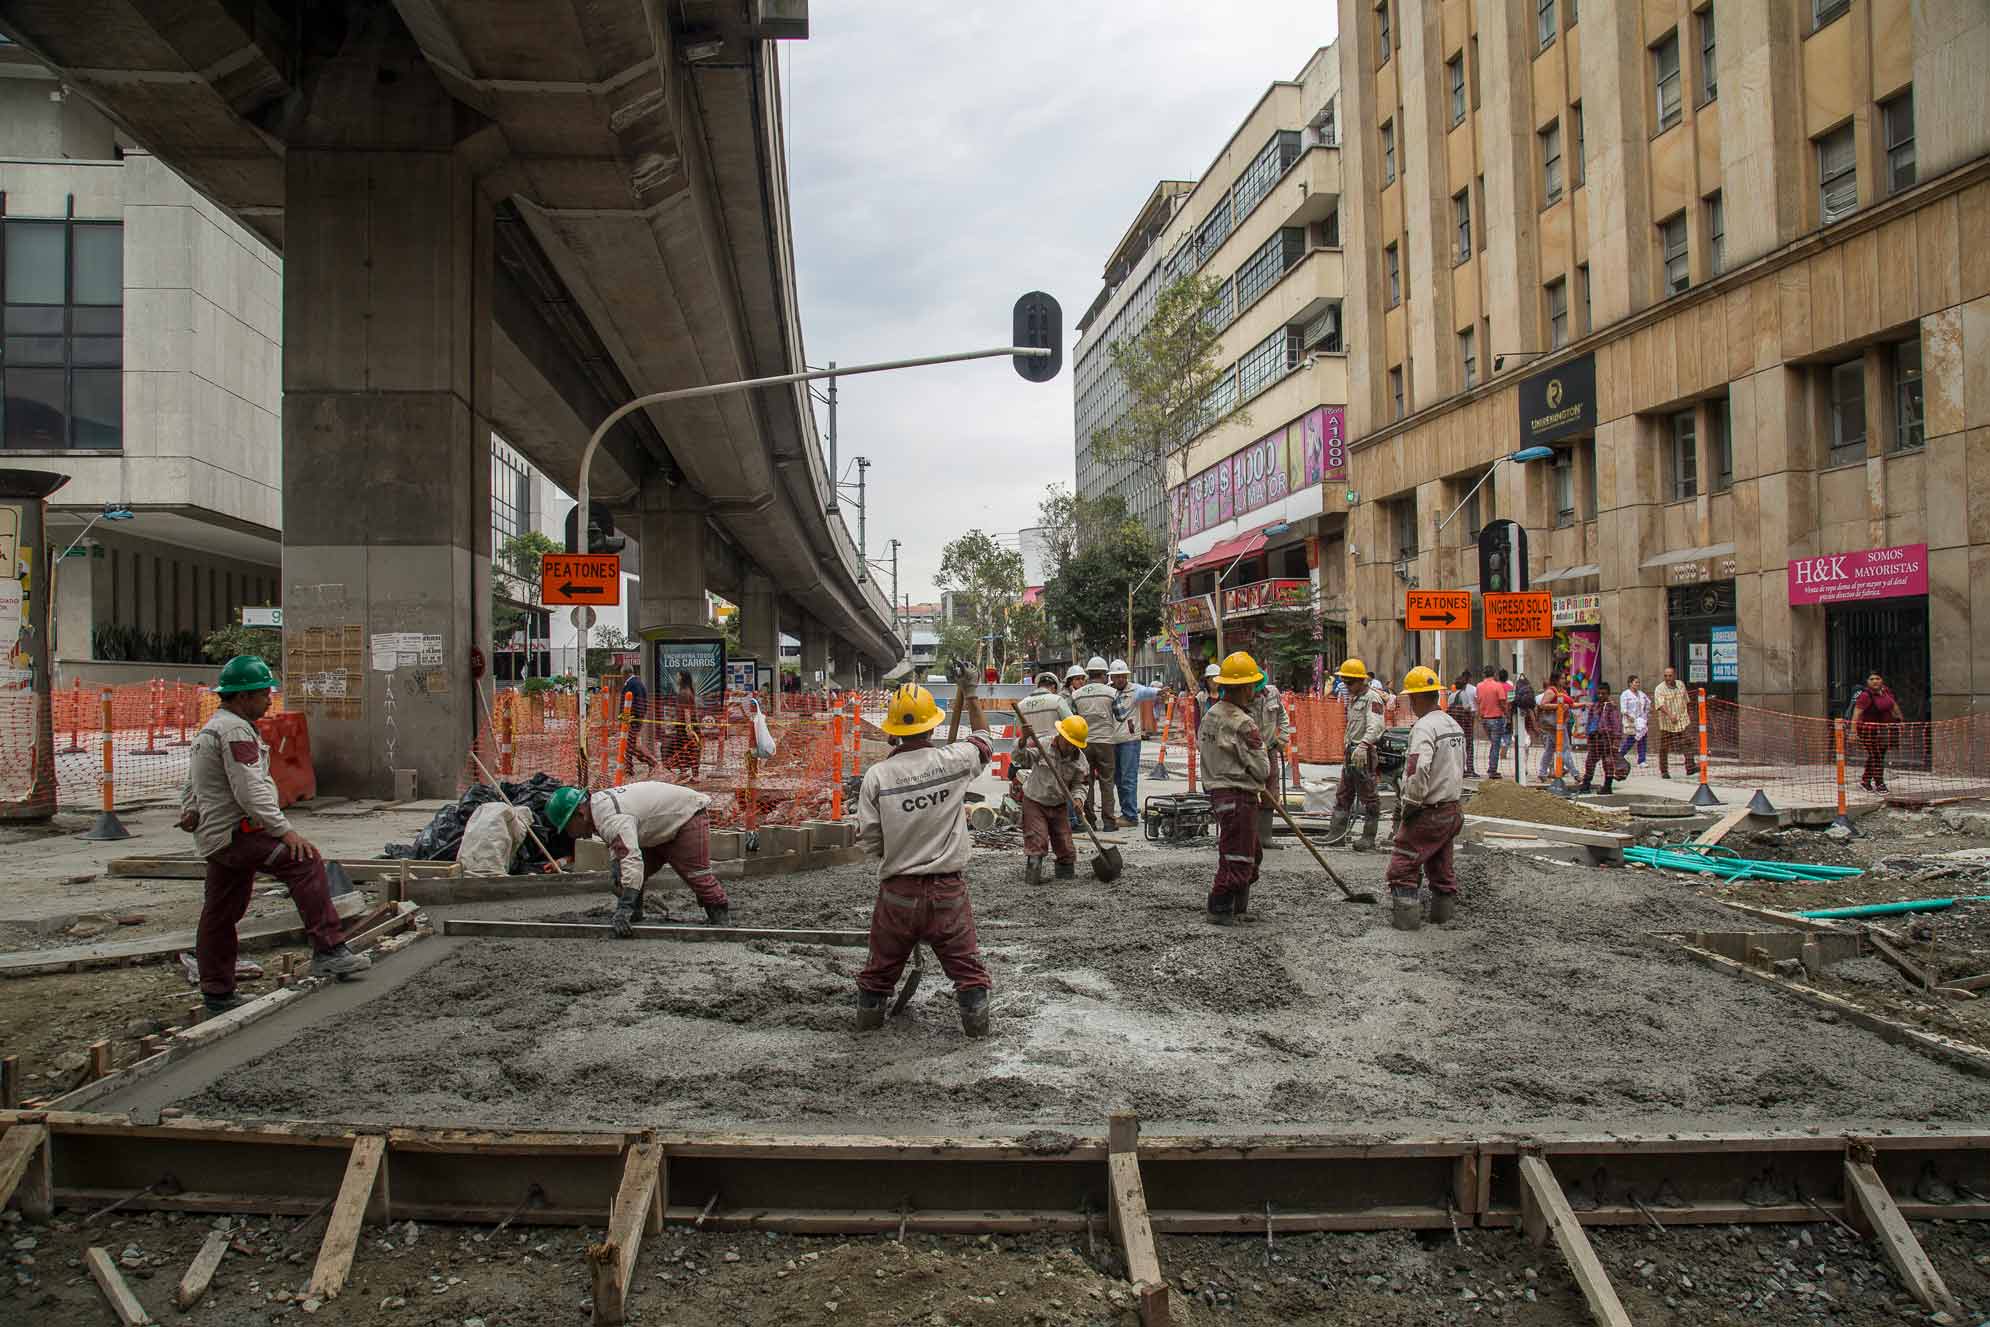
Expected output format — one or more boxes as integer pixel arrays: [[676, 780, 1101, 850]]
[[1482, 590, 1553, 640], [1406, 589, 1472, 631], [541, 553, 622, 607]]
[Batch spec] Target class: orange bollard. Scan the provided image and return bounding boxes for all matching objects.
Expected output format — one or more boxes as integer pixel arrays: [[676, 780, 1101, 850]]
[[1831, 718, 1855, 834], [1691, 687, 1720, 807], [142, 679, 162, 755], [173, 682, 193, 747], [1553, 700, 1567, 785], [744, 749, 760, 831], [831, 712, 845, 795], [98, 687, 115, 813], [1186, 696, 1199, 794], [612, 695, 633, 781], [848, 697, 863, 777]]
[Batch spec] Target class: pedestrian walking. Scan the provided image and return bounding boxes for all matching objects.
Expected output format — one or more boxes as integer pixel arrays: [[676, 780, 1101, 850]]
[[1534, 671, 1566, 779], [1447, 670, 1478, 777], [1019, 714, 1089, 883], [1110, 659, 1161, 829], [1576, 680, 1625, 793], [1325, 658, 1387, 850], [547, 780, 729, 934], [178, 656, 370, 1013], [1475, 665, 1512, 777], [852, 681, 995, 1036], [1387, 667, 1466, 931], [1652, 666, 1692, 778], [1853, 672, 1904, 792], [1618, 675, 1651, 767], [1197, 652, 1273, 925]]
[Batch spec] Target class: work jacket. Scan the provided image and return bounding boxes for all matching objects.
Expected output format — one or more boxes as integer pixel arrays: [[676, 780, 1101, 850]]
[[1020, 738, 1088, 806], [856, 733, 991, 878], [589, 783, 713, 892], [180, 709, 291, 858], [1072, 681, 1121, 746], [1400, 710, 1466, 809], [1197, 699, 1271, 792]]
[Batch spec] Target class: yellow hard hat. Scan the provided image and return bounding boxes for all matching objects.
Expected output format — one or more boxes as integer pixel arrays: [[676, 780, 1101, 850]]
[[1401, 665, 1442, 695], [1336, 657, 1370, 681], [1216, 651, 1264, 686], [881, 683, 945, 736], [1055, 714, 1089, 749]]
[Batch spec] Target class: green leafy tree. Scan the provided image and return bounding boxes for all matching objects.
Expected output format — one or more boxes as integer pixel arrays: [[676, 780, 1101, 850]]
[[1042, 500, 1167, 661], [1004, 600, 1051, 665], [200, 624, 281, 669], [935, 619, 983, 677], [586, 624, 634, 676], [935, 530, 1025, 673], [1249, 593, 1335, 690], [493, 530, 562, 647]]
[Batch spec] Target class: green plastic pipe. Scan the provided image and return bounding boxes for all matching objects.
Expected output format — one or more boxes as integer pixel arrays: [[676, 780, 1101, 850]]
[[1796, 896, 1990, 919], [1623, 846, 1867, 882]]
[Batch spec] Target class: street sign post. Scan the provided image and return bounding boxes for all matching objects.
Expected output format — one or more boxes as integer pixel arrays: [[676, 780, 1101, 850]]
[[540, 553, 621, 607], [1405, 589, 1472, 632], [1482, 591, 1553, 640]]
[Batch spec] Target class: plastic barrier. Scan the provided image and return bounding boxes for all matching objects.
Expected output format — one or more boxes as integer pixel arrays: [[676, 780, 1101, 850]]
[[256, 711, 316, 808]]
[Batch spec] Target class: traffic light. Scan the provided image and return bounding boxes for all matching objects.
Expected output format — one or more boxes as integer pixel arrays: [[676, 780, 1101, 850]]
[[1477, 518, 1528, 594], [564, 500, 626, 555], [1012, 291, 1063, 383]]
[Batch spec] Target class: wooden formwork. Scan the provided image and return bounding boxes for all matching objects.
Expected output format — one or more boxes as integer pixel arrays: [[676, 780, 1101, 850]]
[[1, 1111, 1984, 1326]]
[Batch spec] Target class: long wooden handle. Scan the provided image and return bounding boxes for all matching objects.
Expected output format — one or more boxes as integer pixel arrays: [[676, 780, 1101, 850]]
[[1015, 722, 1111, 853], [1270, 793, 1359, 897]]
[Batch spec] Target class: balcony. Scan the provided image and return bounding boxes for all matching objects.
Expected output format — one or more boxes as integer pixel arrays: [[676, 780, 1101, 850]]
[[1167, 577, 1313, 632]]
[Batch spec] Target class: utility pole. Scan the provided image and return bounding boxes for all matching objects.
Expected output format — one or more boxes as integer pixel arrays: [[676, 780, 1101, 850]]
[[888, 538, 901, 639], [855, 456, 870, 572], [824, 361, 838, 513]]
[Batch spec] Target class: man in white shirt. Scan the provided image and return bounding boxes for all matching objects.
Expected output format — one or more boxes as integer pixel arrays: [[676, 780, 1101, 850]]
[[1109, 659, 1162, 828], [854, 681, 994, 1036], [548, 779, 727, 935], [1388, 666, 1467, 931]]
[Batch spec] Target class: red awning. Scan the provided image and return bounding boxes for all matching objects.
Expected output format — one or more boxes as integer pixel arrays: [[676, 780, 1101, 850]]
[[1178, 521, 1276, 575]]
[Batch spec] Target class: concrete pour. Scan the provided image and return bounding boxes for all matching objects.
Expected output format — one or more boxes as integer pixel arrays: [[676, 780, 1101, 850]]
[[143, 825, 1990, 1138]]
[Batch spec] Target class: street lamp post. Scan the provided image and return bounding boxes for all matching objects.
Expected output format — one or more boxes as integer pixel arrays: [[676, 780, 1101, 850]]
[[1125, 548, 1188, 669], [1429, 445, 1555, 731]]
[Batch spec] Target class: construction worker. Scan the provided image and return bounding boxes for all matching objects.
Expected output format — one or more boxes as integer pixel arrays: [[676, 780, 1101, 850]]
[[546, 781, 729, 935], [855, 681, 995, 1037], [1388, 666, 1467, 931], [1016, 669, 1073, 739], [178, 656, 370, 1013], [1020, 715, 1090, 884], [1072, 656, 1122, 826], [1196, 651, 1273, 926], [1107, 659, 1160, 829], [1325, 658, 1388, 850]]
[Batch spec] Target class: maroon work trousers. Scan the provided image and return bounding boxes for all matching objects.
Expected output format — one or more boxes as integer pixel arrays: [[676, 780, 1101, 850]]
[[856, 872, 992, 994], [1385, 801, 1463, 896], [198, 830, 348, 996], [633, 809, 730, 908], [1019, 795, 1076, 863], [1208, 789, 1262, 899]]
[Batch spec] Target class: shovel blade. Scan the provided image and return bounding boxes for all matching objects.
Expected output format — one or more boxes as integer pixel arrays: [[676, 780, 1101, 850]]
[[1091, 848, 1124, 882]]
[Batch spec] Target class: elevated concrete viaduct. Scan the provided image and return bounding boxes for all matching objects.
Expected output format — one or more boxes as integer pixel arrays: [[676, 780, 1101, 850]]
[[0, 0, 896, 794]]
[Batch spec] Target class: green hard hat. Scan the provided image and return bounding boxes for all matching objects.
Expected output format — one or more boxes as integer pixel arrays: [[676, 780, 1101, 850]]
[[545, 785, 586, 832], [215, 655, 278, 695]]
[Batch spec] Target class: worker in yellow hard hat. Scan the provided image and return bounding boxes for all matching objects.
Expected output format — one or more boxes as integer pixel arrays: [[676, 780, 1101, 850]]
[[1195, 650, 1272, 925], [1017, 714, 1091, 884], [1387, 666, 1467, 931], [1325, 657, 1388, 851]]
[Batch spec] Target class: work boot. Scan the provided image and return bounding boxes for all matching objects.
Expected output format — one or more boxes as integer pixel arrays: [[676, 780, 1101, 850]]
[[1391, 889, 1423, 932], [958, 987, 991, 1038], [1053, 860, 1076, 880], [856, 990, 886, 1032], [310, 943, 373, 977], [610, 891, 637, 938], [1232, 885, 1257, 922], [1117, 815, 1140, 830], [703, 904, 731, 926], [1205, 893, 1235, 926], [1322, 810, 1351, 845], [1354, 810, 1380, 852], [202, 991, 249, 1014], [627, 891, 646, 925], [1024, 855, 1044, 886], [1428, 892, 1458, 924]]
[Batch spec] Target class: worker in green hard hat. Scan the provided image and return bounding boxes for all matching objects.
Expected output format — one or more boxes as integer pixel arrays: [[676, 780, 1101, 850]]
[[545, 780, 729, 936], [177, 655, 370, 1013]]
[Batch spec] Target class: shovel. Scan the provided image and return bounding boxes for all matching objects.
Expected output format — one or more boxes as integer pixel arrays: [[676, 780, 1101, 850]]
[[890, 946, 924, 1017], [1015, 722, 1124, 882], [1270, 792, 1380, 904]]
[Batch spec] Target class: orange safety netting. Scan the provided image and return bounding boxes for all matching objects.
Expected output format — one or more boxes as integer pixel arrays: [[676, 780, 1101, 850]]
[[47, 679, 291, 810], [1699, 696, 1990, 809]]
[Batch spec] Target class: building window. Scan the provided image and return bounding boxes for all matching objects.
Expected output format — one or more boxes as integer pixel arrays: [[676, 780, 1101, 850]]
[[1706, 192, 1725, 274], [1712, 397, 1734, 490], [492, 442, 532, 547], [1237, 326, 1300, 402], [1813, 0, 1850, 29], [1818, 123, 1858, 224], [1380, 119, 1396, 185], [1376, 0, 1391, 63], [1883, 91, 1915, 194], [1540, 119, 1563, 204], [1698, 6, 1718, 103], [1654, 31, 1682, 131], [1390, 365, 1406, 420], [1546, 278, 1569, 349], [2, 219, 123, 450], [1827, 357, 1865, 465], [1670, 412, 1699, 500], [1660, 213, 1690, 294], [1235, 227, 1305, 310], [1385, 243, 1401, 307], [1576, 263, 1592, 334], [1538, 0, 1557, 50], [1436, 56, 1461, 129], [1460, 326, 1478, 388], [1453, 190, 1472, 264], [1234, 130, 1303, 221], [1572, 103, 1585, 185], [1553, 448, 1576, 526], [1893, 339, 1923, 451]]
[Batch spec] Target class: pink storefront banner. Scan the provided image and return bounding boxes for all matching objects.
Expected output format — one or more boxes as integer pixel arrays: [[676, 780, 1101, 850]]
[[1786, 542, 1929, 606]]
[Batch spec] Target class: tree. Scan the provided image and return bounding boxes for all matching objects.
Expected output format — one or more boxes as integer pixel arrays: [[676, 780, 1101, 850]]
[[493, 530, 562, 649], [587, 624, 634, 676], [1249, 593, 1335, 690], [1041, 504, 1167, 661], [1004, 600, 1051, 666], [202, 623, 281, 670], [934, 530, 1025, 672], [935, 619, 982, 677]]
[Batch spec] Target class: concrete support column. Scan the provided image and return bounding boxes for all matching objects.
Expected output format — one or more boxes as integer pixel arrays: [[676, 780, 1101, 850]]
[[799, 615, 829, 691], [738, 571, 779, 708], [637, 476, 711, 697], [279, 26, 493, 798]]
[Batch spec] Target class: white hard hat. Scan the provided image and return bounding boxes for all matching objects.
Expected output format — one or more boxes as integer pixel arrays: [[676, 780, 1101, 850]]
[[1203, 663, 1222, 678], [1085, 655, 1109, 673], [1065, 664, 1086, 681], [1108, 658, 1131, 676]]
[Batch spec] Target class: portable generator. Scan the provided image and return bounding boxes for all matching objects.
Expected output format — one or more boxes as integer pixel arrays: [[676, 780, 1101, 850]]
[[1143, 793, 1213, 843]]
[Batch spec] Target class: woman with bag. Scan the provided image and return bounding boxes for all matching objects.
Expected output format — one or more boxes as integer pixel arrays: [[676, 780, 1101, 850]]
[[1853, 672, 1904, 792], [1576, 679, 1625, 794]]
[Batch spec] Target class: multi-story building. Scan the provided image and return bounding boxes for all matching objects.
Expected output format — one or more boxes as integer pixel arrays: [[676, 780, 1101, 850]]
[[3, 41, 282, 682], [1336, 0, 1989, 720], [1075, 45, 1350, 685]]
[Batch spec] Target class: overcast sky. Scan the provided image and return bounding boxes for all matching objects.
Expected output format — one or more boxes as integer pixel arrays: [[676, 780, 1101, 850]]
[[784, 3, 1338, 604]]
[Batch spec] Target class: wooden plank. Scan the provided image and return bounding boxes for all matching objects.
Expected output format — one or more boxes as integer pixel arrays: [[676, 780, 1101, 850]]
[[1712, 899, 1846, 932], [1516, 1155, 1633, 1327], [305, 1135, 388, 1301], [0, 1123, 49, 1219], [1864, 930, 1937, 990], [1939, 971, 1990, 992], [1105, 1112, 1169, 1327], [0, 893, 371, 978], [86, 1246, 155, 1325], [108, 856, 456, 882], [175, 1229, 231, 1309], [1695, 806, 1755, 846], [589, 1142, 665, 1327], [1843, 1155, 1960, 1316], [407, 870, 617, 906], [441, 919, 871, 947]]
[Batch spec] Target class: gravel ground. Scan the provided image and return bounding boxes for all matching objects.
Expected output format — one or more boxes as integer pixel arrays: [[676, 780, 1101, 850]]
[[176, 833, 1990, 1135]]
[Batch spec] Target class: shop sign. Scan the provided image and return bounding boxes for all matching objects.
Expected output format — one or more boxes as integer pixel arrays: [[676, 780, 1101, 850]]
[[1169, 406, 1343, 538], [1220, 578, 1311, 619], [1517, 353, 1596, 446], [1551, 593, 1600, 627], [1168, 594, 1216, 632], [1670, 556, 1738, 585], [1483, 591, 1554, 640], [1711, 625, 1738, 683], [1786, 542, 1928, 606]]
